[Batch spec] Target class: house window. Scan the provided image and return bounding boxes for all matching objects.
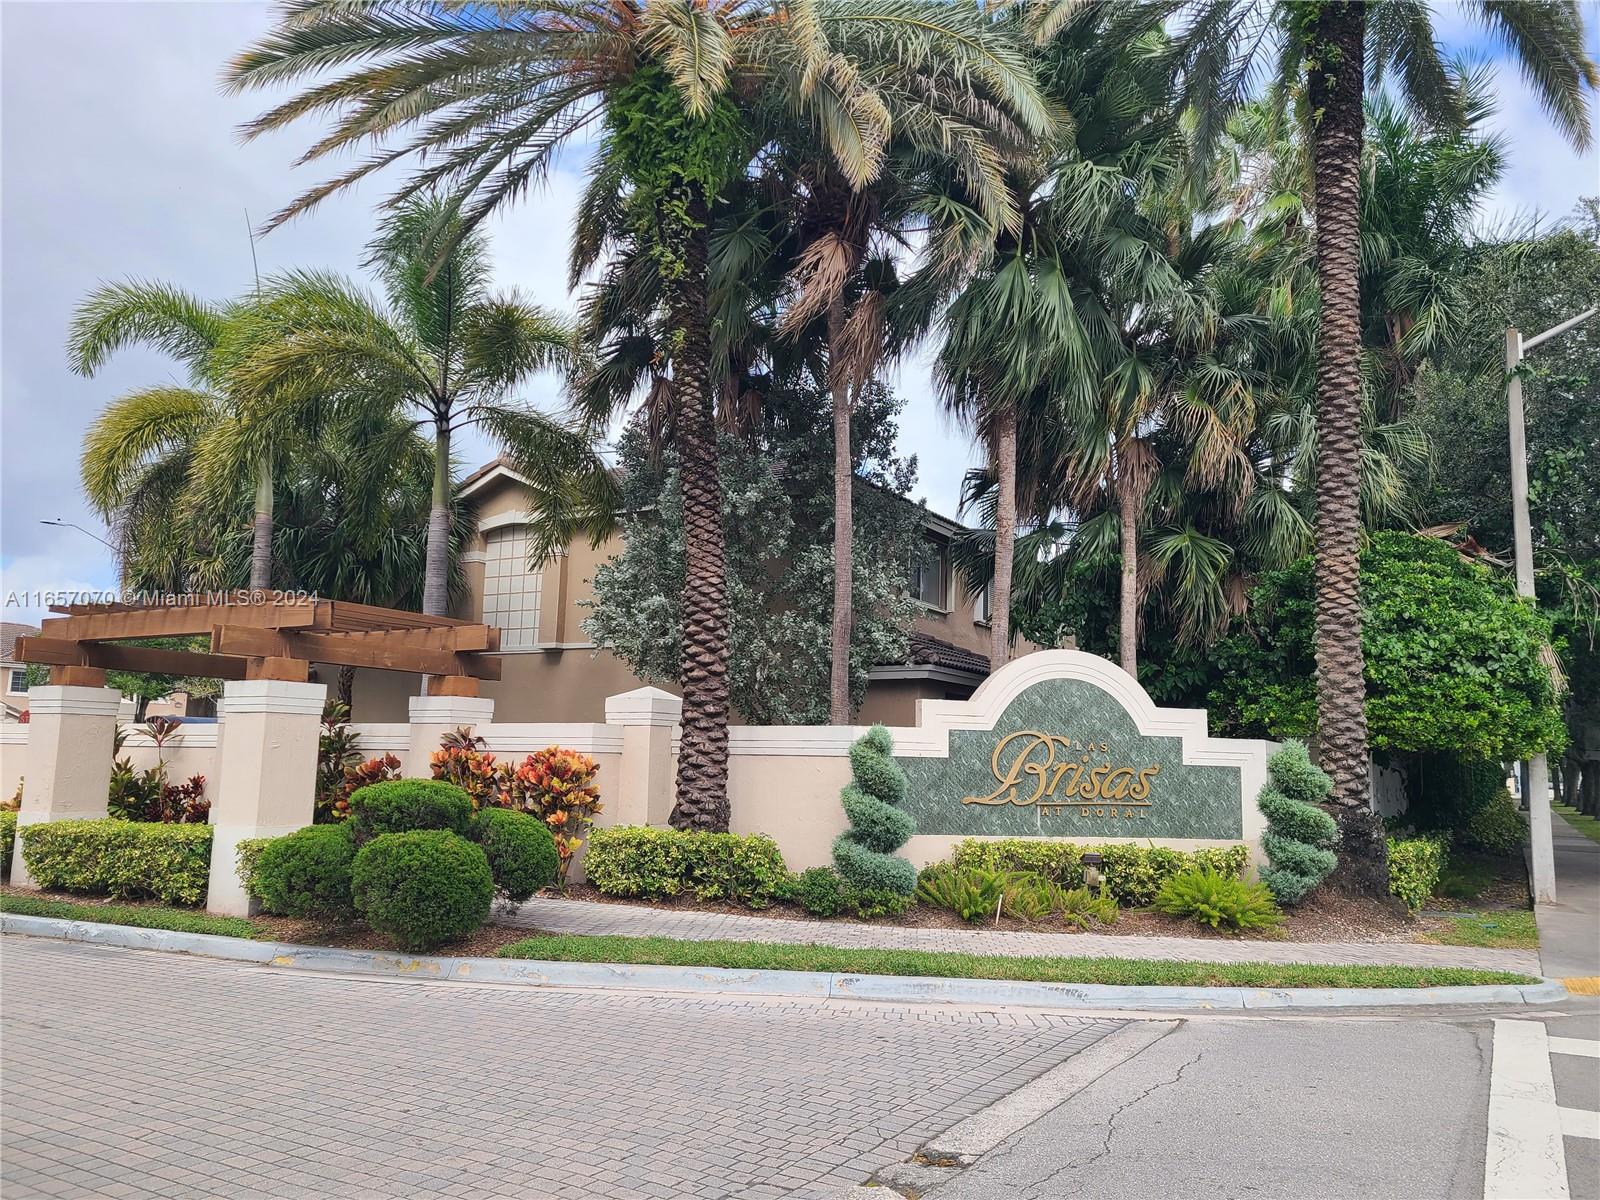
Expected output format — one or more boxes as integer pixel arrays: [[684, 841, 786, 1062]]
[[482, 526, 542, 650], [909, 539, 948, 610], [7, 668, 28, 695], [975, 581, 993, 624]]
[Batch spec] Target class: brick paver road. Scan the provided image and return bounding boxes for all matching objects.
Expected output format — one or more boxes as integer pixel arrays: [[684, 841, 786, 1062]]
[[501, 896, 1542, 974], [0, 936, 1120, 1200]]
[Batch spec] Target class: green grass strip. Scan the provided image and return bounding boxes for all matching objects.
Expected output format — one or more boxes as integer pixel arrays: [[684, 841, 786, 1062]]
[[1554, 803, 1600, 847], [1, 894, 265, 940], [1425, 910, 1539, 950], [497, 933, 1536, 989]]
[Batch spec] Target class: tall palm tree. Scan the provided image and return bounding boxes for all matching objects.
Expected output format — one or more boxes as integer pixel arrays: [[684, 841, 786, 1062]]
[[931, 8, 1178, 673], [232, 199, 606, 618], [1159, 0, 1598, 891], [228, 0, 1044, 827], [70, 282, 287, 590]]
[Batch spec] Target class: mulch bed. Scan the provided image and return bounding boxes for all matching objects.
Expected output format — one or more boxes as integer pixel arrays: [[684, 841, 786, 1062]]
[[548, 881, 1434, 944]]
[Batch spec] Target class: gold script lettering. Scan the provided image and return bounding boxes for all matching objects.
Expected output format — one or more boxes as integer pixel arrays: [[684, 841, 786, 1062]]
[[961, 732, 1161, 808]]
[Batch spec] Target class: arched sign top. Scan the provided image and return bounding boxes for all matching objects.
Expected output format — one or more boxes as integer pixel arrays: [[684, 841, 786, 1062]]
[[887, 650, 1269, 843]]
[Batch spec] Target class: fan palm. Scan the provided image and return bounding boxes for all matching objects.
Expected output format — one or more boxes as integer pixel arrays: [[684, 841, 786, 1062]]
[[931, 9, 1180, 673], [1157, 0, 1599, 889], [229, 198, 608, 619]]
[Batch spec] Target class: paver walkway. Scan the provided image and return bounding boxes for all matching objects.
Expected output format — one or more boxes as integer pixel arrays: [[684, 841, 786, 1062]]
[[1536, 809, 1600, 984], [499, 896, 1542, 974], [1, 936, 1120, 1200]]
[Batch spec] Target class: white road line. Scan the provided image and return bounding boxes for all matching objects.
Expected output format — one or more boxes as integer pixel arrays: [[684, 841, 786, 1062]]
[[1559, 1108, 1600, 1141], [1548, 1037, 1600, 1060], [1486, 1020, 1570, 1200]]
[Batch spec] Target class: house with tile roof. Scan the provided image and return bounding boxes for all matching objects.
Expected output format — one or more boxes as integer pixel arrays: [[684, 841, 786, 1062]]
[[345, 457, 1035, 724], [1, 622, 40, 721]]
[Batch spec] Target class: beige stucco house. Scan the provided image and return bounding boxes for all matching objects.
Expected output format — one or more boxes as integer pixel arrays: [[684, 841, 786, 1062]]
[[348, 458, 1027, 725], [2, 622, 40, 721]]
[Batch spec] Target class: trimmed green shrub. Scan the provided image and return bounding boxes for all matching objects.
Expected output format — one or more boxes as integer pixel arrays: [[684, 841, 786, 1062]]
[[348, 779, 473, 845], [1387, 835, 1448, 914], [1, 809, 16, 878], [351, 830, 493, 951], [583, 826, 789, 908], [848, 887, 915, 919], [1155, 868, 1283, 932], [235, 837, 273, 898], [1464, 793, 1527, 857], [252, 824, 356, 920], [1257, 741, 1338, 906], [474, 808, 558, 901], [19, 819, 211, 905], [832, 726, 916, 897], [950, 839, 1248, 905], [783, 867, 850, 917]]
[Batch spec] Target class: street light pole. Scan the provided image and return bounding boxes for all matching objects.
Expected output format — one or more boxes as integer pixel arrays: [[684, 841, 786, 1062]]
[[1506, 305, 1596, 905]]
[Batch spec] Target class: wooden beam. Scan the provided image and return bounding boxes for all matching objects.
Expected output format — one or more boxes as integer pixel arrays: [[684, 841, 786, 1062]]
[[426, 675, 481, 698], [42, 600, 327, 642], [325, 600, 474, 631], [332, 625, 496, 652], [51, 665, 107, 687], [212, 626, 501, 681], [16, 637, 251, 681], [246, 656, 310, 682]]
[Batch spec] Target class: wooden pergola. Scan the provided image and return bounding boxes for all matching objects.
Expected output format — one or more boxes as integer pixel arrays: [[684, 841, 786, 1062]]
[[14, 595, 501, 697]]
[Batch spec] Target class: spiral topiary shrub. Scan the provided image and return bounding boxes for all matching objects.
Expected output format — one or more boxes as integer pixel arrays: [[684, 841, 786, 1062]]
[[348, 779, 473, 846], [351, 830, 493, 952], [1257, 740, 1339, 906], [832, 726, 916, 897], [473, 808, 559, 902], [252, 824, 356, 920]]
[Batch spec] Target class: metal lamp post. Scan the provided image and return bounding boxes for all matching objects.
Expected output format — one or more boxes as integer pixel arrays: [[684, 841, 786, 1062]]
[[1506, 305, 1596, 905]]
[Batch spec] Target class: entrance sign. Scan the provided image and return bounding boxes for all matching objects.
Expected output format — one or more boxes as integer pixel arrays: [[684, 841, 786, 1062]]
[[890, 650, 1269, 841]]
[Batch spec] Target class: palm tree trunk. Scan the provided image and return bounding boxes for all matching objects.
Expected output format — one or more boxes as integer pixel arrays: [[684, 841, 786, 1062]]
[[249, 451, 273, 591], [990, 403, 1017, 671], [1308, 1, 1386, 896], [667, 194, 732, 831], [337, 665, 356, 710], [828, 296, 853, 726], [1116, 453, 1139, 678], [422, 421, 452, 618]]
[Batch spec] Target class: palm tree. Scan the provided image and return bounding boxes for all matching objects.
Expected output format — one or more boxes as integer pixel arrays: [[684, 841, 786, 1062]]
[[231, 199, 602, 619], [1158, 0, 1598, 891], [931, 8, 1178, 674], [70, 282, 286, 590], [227, 0, 1045, 827]]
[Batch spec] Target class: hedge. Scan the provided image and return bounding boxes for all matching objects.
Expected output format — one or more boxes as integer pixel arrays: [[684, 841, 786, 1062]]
[[948, 839, 1251, 906], [19, 820, 212, 906], [584, 826, 789, 908], [349, 779, 473, 845], [252, 824, 356, 920], [474, 808, 559, 901], [352, 830, 493, 951], [1, 810, 16, 877]]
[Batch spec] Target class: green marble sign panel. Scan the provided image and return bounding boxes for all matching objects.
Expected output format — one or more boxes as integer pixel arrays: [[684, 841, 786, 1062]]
[[895, 675, 1243, 839]]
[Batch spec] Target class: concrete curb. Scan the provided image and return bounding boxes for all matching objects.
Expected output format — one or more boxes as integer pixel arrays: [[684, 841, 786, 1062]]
[[0, 914, 1571, 1010]]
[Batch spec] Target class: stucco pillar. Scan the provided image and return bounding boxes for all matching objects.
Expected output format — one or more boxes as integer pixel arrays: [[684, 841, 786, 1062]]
[[206, 679, 325, 916], [605, 687, 681, 827], [407, 694, 495, 777], [9, 685, 122, 887]]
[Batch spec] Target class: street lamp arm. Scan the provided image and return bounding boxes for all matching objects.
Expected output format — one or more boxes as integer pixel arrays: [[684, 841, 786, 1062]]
[[1523, 305, 1598, 352]]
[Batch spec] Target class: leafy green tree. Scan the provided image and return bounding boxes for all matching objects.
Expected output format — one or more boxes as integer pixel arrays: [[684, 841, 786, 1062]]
[[1207, 533, 1566, 762], [1160, 0, 1598, 890], [586, 382, 920, 724]]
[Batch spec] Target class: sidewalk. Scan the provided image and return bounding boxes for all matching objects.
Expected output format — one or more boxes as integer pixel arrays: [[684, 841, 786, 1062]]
[[498, 896, 1541, 974], [1535, 809, 1600, 985]]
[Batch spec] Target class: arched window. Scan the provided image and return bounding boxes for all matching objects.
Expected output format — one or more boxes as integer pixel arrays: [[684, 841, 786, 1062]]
[[482, 525, 542, 650]]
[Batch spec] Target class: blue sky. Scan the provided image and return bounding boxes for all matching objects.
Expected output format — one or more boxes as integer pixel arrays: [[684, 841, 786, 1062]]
[[2, 1, 1596, 626]]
